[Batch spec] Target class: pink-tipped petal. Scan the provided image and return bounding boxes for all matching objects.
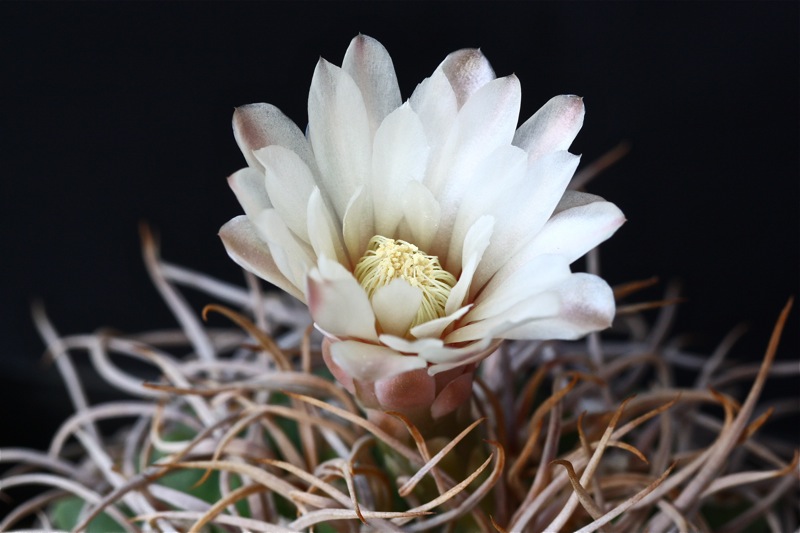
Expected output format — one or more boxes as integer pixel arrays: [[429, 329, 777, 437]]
[[499, 273, 615, 340], [342, 34, 402, 136], [219, 216, 305, 302], [514, 95, 585, 163], [440, 48, 496, 108], [233, 103, 316, 173], [308, 257, 379, 342], [330, 340, 428, 382]]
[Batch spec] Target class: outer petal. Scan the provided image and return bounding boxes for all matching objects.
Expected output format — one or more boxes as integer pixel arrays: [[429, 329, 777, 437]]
[[330, 340, 427, 382], [467, 254, 571, 323], [371, 104, 429, 236], [308, 58, 372, 219], [440, 48, 496, 108], [255, 145, 317, 243], [485, 191, 624, 292], [524, 194, 626, 263], [227, 167, 271, 221], [371, 279, 423, 338], [430, 371, 474, 419], [308, 257, 379, 342], [497, 273, 615, 340], [342, 34, 402, 137], [445, 292, 560, 344], [251, 209, 316, 290], [513, 95, 585, 163], [233, 103, 317, 173], [219, 216, 305, 302], [374, 368, 436, 414]]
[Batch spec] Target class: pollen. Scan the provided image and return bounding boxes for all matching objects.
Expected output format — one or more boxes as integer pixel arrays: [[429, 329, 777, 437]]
[[354, 235, 457, 327]]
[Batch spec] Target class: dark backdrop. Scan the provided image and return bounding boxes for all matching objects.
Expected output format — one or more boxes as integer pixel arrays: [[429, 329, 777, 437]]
[[2, 2, 798, 452]]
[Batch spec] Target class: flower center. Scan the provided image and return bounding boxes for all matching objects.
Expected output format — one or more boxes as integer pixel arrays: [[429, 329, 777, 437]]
[[354, 235, 457, 327]]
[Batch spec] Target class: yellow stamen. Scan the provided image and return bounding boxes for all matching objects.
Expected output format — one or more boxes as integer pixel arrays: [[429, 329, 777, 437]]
[[354, 235, 456, 327]]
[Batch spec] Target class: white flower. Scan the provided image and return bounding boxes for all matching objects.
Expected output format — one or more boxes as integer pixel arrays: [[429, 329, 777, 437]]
[[220, 35, 624, 419]]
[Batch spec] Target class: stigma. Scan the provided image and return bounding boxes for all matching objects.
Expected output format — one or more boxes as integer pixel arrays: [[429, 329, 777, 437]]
[[354, 235, 456, 327]]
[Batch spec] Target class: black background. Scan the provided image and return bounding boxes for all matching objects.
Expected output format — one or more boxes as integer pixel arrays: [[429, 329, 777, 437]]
[[1, 2, 798, 454]]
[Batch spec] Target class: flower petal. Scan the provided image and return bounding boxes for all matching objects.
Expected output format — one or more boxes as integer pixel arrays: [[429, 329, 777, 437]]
[[227, 167, 271, 221], [307, 188, 348, 266], [251, 209, 316, 289], [484, 191, 624, 292], [498, 273, 615, 340], [219, 216, 305, 302], [409, 67, 458, 150], [409, 304, 471, 340], [440, 48, 496, 108], [308, 58, 371, 219], [445, 215, 494, 315], [430, 371, 474, 419], [233, 103, 316, 173], [255, 145, 316, 243], [307, 256, 378, 342], [468, 254, 571, 323], [400, 181, 441, 253], [445, 291, 561, 344], [342, 186, 374, 265], [525, 193, 625, 263], [425, 75, 521, 268], [513, 95, 585, 163], [342, 34, 402, 137], [330, 340, 427, 382], [379, 334, 444, 354], [371, 104, 429, 236], [446, 144, 527, 267], [422, 336, 499, 371], [455, 273, 614, 344], [371, 279, 423, 338], [472, 150, 580, 289], [374, 367, 436, 413]]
